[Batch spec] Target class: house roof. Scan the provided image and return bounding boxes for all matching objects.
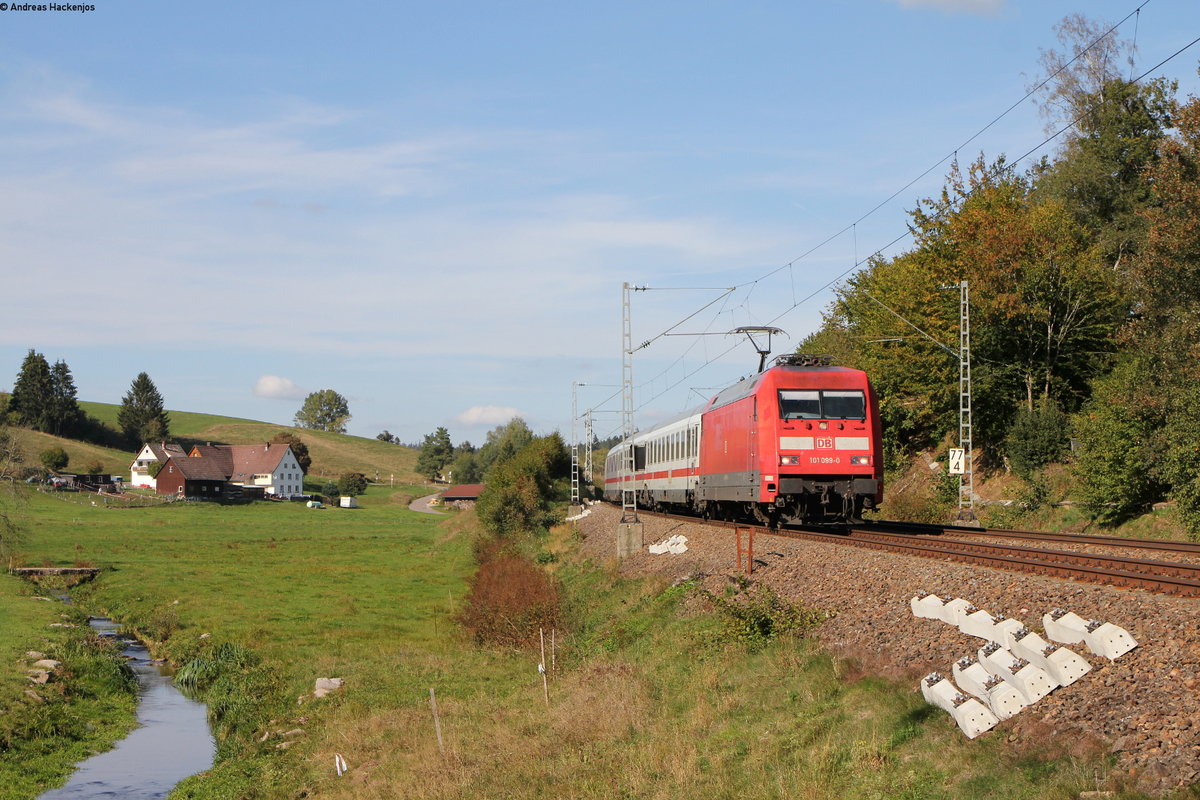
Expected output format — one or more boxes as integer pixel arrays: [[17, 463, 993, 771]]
[[163, 455, 229, 481], [441, 483, 485, 500], [183, 442, 298, 482], [134, 442, 186, 465], [225, 443, 291, 481], [188, 444, 234, 474]]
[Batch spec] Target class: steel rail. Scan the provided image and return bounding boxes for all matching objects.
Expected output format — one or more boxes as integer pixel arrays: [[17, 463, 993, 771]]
[[633, 509, 1200, 598], [868, 519, 1200, 556], [846, 528, 1200, 584]]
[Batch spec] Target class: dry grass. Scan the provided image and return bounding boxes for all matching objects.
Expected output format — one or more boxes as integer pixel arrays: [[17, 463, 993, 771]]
[[6, 428, 130, 476], [183, 422, 421, 483]]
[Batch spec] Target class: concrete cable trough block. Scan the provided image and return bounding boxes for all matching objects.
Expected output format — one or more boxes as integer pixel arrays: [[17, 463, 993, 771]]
[[1042, 609, 1090, 644], [992, 618, 1028, 651], [921, 673, 999, 739], [952, 657, 1027, 721], [957, 609, 999, 640], [920, 672, 961, 712], [978, 642, 1058, 704], [939, 597, 976, 627], [909, 591, 945, 620], [1043, 609, 1138, 660], [1081, 620, 1138, 661], [1011, 630, 1091, 686]]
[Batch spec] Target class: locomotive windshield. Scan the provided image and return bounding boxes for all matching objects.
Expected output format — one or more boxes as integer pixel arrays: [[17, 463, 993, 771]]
[[779, 389, 865, 420]]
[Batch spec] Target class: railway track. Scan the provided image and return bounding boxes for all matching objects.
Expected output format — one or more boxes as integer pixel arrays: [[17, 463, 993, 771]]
[[632, 509, 1200, 598], [868, 518, 1200, 557]]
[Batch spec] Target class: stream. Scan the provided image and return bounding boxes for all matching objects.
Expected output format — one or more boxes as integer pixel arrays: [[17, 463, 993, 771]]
[[38, 618, 215, 799]]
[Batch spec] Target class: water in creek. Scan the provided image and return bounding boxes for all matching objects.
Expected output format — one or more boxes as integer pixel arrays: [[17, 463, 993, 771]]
[[38, 618, 215, 800]]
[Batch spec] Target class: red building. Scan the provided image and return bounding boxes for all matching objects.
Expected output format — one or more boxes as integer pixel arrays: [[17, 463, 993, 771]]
[[154, 455, 229, 499]]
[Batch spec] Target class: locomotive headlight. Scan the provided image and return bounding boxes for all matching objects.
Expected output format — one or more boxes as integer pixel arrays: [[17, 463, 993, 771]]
[[780, 456, 800, 465], [850, 455, 871, 465]]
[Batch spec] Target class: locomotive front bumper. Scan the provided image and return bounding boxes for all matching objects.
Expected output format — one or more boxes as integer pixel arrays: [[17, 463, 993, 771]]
[[778, 477, 879, 496]]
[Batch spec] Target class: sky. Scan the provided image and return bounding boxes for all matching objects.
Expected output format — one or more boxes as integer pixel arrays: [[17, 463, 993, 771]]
[[1, 0, 1199, 446]]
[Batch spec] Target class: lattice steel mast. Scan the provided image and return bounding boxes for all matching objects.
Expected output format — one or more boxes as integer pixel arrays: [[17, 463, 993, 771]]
[[955, 279, 975, 520], [621, 282, 639, 523]]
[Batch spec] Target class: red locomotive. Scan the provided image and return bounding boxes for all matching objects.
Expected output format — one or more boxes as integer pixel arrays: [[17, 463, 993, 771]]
[[603, 354, 883, 524]]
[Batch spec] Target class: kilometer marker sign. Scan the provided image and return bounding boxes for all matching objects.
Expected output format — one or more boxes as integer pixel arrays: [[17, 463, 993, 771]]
[[948, 448, 965, 475]]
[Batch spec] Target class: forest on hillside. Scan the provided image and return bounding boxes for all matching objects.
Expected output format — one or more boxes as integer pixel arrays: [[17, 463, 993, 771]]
[[800, 18, 1200, 537]]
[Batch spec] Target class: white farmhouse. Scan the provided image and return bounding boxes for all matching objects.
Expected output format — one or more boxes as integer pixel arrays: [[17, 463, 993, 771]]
[[187, 442, 306, 498], [129, 442, 187, 490]]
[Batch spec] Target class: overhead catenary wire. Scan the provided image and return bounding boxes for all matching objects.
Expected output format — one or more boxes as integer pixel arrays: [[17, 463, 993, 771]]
[[603, 2, 1200, 431]]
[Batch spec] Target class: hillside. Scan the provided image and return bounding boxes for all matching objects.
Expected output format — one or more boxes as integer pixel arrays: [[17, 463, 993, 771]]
[[23, 402, 422, 485]]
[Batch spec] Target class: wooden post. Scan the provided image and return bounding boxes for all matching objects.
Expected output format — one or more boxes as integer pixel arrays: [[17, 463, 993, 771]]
[[539, 628, 549, 706], [429, 687, 445, 755]]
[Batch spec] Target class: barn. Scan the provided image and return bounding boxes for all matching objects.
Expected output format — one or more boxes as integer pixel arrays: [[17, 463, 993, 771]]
[[154, 456, 229, 499], [439, 484, 485, 508]]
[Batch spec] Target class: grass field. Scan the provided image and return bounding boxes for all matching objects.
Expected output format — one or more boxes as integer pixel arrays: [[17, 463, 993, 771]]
[[0, 572, 139, 800], [0, 478, 1141, 800]]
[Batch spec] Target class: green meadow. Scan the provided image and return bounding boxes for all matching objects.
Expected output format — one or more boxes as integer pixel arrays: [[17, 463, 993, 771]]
[[58, 401, 423, 482], [2, 482, 1144, 800]]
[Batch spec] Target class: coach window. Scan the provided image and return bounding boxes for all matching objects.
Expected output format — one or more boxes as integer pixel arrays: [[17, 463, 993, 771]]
[[823, 390, 866, 420], [779, 390, 821, 419]]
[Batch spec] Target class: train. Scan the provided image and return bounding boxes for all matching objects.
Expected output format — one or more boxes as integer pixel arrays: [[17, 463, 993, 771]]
[[603, 354, 883, 525]]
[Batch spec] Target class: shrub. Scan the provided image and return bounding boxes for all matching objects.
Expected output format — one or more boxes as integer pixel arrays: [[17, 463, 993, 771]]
[[336, 471, 368, 496], [40, 446, 69, 472], [1005, 401, 1069, 479], [699, 583, 828, 652], [475, 434, 569, 536], [1073, 359, 1164, 524], [456, 545, 561, 648]]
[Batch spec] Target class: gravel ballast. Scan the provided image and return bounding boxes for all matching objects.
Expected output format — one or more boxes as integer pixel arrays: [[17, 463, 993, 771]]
[[576, 504, 1200, 796]]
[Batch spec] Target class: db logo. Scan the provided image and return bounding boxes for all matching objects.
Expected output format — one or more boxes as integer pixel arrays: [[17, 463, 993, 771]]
[[815, 437, 833, 449]]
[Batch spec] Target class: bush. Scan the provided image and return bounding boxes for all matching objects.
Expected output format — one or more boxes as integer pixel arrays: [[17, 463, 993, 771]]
[[1005, 401, 1069, 479], [699, 583, 828, 652], [455, 544, 561, 648], [475, 434, 569, 536], [40, 446, 69, 472], [1072, 358, 1164, 524], [336, 471, 368, 496]]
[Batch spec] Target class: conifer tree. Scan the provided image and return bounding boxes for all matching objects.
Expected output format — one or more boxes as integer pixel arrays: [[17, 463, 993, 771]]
[[7, 350, 53, 432], [48, 360, 84, 437], [415, 426, 454, 481], [118, 372, 171, 446]]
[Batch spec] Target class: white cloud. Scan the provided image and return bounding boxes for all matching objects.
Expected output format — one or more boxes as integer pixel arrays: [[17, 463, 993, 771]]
[[254, 375, 307, 399], [454, 405, 526, 426]]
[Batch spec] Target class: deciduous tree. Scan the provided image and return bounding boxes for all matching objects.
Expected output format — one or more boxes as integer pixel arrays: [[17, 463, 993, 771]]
[[476, 418, 535, 478], [270, 431, 312, 473], [294, 389, 350, 434], [336, 471, 368, 496], [0, 424, 25, 557]]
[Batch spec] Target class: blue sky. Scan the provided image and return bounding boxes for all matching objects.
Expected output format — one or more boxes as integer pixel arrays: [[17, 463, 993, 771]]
[[2, 0, 1198, 445]]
